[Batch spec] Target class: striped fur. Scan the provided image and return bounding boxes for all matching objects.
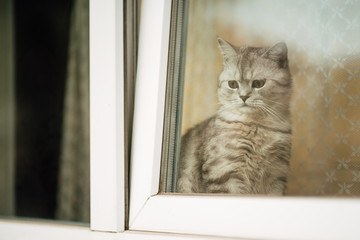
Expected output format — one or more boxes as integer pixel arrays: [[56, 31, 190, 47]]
[[176, 37, 292, 195]]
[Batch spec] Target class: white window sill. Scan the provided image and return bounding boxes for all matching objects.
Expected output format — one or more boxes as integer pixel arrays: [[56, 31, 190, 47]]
[[0, 219, 249, 240]]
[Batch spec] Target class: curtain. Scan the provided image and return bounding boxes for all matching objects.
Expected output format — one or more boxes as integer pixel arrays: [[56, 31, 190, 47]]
[[56, 0, 90, 222], [182, 0, 360, 196]]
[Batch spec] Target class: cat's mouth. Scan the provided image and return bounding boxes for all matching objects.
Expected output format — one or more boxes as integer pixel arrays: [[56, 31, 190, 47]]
[[239, 103, 254, 112], [241, 102, 252, 108]]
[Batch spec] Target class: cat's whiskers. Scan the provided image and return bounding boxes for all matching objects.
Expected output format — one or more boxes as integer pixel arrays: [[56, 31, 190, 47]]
[[259, 104, 287, 123], [264, 99, 288, 108], [217, 100, 245, 116], [251, 99, 288, 122], [252, 98, 287, 108], [252, 102, 271, 118]]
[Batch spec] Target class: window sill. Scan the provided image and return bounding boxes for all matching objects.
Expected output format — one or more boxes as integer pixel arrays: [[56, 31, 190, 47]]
[[0, 219, 248, 240]]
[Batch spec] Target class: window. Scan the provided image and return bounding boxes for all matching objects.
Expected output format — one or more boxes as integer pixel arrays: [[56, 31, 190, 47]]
[[162, 0, 360, 197], [0, 0, 126, 234], [129, 0, 360, 239], [2, 0, 360, 239]]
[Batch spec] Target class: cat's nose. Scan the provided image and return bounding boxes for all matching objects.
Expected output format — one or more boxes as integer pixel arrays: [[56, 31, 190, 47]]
[[240, 95, 249, 102]]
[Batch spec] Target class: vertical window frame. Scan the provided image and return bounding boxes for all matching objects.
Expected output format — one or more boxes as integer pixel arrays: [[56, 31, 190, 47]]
[[129, 0, 172, 224], [90, 0, 125, 232]]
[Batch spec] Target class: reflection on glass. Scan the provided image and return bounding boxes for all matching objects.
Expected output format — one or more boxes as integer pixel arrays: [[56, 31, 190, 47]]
[[162, 0, 360, 196], [0, 0, 89, 222]]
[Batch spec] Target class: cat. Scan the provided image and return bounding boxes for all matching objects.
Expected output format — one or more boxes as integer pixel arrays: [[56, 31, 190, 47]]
[[176, 37, 292, 195]]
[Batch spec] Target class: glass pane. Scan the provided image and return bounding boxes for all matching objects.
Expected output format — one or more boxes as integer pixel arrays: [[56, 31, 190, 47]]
[[0, 0, 90, 222], [162, 0, 360, 196]]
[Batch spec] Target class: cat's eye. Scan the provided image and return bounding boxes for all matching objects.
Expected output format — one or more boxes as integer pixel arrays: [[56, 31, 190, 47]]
[[252, 79, 266, 88], [228, 80, 239, 89]]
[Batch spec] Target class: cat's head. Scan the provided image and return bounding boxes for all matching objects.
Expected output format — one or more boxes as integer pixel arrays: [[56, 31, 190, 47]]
[[217, 37, 292, 125]]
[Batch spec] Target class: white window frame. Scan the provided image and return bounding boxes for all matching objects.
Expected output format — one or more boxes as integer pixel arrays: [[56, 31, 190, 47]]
[[89, 0, 125, 232], [129, 0, 360, 240]]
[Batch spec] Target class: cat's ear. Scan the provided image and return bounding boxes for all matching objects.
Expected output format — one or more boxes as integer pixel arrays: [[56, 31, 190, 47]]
[[217, 36, 237, 60], [263, 42, 288, 68]]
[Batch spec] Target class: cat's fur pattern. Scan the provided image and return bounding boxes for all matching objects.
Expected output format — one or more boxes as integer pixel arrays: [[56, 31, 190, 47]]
[[176, 37, 292, 195]]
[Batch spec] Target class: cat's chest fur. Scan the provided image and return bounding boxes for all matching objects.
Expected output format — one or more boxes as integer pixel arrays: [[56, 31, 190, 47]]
[[193, 116, 291, 194]]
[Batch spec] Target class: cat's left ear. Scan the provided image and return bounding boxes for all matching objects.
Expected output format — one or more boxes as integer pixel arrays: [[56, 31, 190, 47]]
[[263, 42, 288, 68], [217, 36, 237, 61]]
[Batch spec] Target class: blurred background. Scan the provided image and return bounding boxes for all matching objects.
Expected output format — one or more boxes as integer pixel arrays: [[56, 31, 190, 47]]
[[0, 0, 90, 222], [181, 0, 360, 196]]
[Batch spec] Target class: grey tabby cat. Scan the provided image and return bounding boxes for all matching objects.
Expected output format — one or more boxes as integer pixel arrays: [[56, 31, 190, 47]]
[[176, 37, 292, 195]]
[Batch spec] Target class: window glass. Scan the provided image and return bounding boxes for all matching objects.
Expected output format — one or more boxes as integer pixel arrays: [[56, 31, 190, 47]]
[[162, 0, 360, 196], [0, 0, 90, 222]]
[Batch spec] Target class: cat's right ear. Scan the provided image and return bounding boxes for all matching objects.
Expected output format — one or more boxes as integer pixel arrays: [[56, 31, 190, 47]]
[[217, 36, 237, 61], [262, 42, 288, 68]]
